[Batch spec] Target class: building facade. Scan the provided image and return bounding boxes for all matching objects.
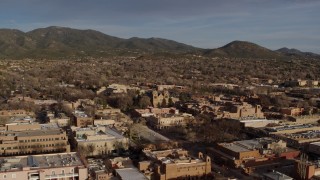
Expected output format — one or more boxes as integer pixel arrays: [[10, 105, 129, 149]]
[[140, 149, 211, 180], [152, 90, 170, 107], [0, 123, 70, 156], [73, 126, 129, 156], [0, 152, 87, 180]]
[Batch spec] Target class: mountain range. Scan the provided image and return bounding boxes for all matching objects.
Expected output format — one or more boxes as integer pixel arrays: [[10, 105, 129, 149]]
[[0, 26, 318, 59]]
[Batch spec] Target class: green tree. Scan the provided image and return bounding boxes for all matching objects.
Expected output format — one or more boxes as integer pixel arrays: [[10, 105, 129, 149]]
[[138, 95, 151, 108], [161, 99, 167, 108], [168, 97, 174, 107]]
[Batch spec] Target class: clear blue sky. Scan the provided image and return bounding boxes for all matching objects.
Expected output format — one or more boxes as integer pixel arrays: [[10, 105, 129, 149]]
[[0, 0, 319, 53]]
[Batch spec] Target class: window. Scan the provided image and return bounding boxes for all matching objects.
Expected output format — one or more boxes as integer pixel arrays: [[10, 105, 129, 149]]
[[62, 170, 65, 174], [70, 169, 74, 173], [52, 171, 55, 175], [12, 174, 16, 178], [3, 174, 6, 179]]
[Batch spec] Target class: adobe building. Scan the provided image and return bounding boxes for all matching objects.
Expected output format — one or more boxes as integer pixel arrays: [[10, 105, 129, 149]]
[[152, 90, 170, 107], [280, 107, 304, 116], [72, 110, 93, 127], [72, 125, 129, 156], [104, 156, 148, 180], [0, 152, 88, 180], [48, 112, 70, 127], [95, 108, 121, 116], [139, 149, 211, 180], [208, 138, 300, 168], [132, 107, 179, 118], [0, 123, 70, 156], [147, 113, 193, 129], [220, 102, 265, 119]]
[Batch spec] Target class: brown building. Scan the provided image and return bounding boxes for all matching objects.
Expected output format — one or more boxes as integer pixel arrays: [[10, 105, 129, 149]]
[[73, 110, 93, 127], [281, 107, 304, 116], [0, 152, 88, 180], [139, 149, 211, 180], [0, 123, 70, 156], [220, 102, 265, 119]]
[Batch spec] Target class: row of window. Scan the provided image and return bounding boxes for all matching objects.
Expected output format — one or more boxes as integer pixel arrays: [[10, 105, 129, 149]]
[[2, 169, 75, 179], [52, 168, 74, 175], [4, 149, 63, 156], [160, 119, 184, 124], [0, 111, 25, 115], [19, 137, 64, 143], [1, 143, 65, 150], [177, 166, 206, 172]]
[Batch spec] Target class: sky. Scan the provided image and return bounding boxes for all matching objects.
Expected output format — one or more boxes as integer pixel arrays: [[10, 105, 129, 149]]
[[0, 0, 319, 53]]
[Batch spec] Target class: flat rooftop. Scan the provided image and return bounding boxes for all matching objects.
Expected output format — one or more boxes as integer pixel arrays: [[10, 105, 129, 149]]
[[220, 139, 262, 153], [263, 171, 293, 180], [2, 129, 65, 138], [115, 168, 148, 180], [279, 130, 320, 141], [266, 124, 316, 132], [15, 129, 64, 137], [220, 138, 282, 153], [0, 152, 84, 172], [75, 126, 125, 142], [144, 149, 204, 165]]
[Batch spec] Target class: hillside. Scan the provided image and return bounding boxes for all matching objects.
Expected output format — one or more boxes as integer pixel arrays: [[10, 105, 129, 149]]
[[0, 26, 198, 58], [0, 27, 319, 59], [203, 41, 286, 59], [276, 47, 320, 59]]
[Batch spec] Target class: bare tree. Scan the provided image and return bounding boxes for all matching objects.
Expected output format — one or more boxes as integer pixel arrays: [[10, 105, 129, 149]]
[[297, 153, 308, 180], [77, 144, 90, 157], [87, 143, 96, 156]]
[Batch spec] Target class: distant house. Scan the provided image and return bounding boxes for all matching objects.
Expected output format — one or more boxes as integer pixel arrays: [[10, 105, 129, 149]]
[[280, 107, 304, 116]]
